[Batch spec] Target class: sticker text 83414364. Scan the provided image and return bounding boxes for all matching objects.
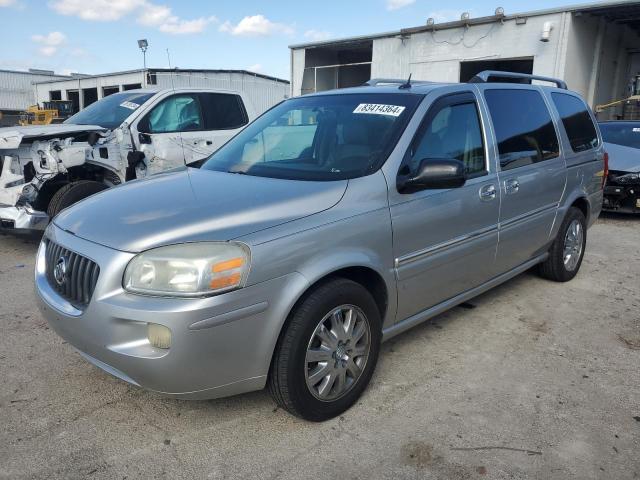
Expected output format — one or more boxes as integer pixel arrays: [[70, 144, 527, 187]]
[[353, 104, 406, 117]]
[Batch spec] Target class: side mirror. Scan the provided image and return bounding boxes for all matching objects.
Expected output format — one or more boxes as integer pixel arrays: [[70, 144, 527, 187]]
[[398, 158, 466, 193], [138, 132, 152, 145]]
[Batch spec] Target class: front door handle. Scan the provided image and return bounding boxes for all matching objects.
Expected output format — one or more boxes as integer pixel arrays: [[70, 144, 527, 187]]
[[505, 179, 520, 195], [479, 184, 497, 201]]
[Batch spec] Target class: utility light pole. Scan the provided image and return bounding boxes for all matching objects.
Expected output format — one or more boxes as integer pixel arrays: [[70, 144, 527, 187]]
[[138, 39, 149, 86]]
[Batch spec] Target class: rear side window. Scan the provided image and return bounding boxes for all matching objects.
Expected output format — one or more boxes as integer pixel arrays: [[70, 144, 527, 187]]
[[485, 89, 559, 171], [198, 93, 248, 130], [551, 93, 598, 152]]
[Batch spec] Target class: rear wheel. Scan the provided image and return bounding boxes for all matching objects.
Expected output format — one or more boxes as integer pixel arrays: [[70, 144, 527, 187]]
[[268, 278, 381, 421], [47, 180, 109, 219], [538, 207, 587, 282]]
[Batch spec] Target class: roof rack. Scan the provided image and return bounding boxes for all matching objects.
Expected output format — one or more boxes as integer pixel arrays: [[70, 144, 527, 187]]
[[365, 78, 434, 87], [469, 70, 568, 90]]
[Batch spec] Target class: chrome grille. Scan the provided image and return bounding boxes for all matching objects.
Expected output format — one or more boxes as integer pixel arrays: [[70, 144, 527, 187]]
[[45, 240, 100, 308]]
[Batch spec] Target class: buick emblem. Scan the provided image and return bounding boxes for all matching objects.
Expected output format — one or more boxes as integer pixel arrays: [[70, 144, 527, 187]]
[[54, 256, 68, 286]]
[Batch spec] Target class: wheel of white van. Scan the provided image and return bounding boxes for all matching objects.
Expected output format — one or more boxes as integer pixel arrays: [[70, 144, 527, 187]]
[[268, 278, 382, 421], [538, 207, 587, 282], [47, 180, 109, 219]]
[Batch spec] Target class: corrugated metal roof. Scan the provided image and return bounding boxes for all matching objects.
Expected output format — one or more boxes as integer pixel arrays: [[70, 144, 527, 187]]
[[35, 68, 290, 86], [289, 0, 640, 49]]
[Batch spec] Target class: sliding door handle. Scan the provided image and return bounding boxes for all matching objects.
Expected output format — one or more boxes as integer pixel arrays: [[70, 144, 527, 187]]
[[505, 179, 520, 195]]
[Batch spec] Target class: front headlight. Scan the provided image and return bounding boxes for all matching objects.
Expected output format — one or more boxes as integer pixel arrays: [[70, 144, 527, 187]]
[[123, 242, 250, 297], [615, 172, 640, 184]]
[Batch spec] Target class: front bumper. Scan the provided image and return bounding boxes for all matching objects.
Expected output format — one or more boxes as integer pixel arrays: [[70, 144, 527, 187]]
[[0, 204, 48, 231], [603, 183, 640, 214], [35, 225, 307, 399]]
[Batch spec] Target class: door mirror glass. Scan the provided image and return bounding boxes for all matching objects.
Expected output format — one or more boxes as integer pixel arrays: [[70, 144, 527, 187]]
[[399, 158, 466, 193]]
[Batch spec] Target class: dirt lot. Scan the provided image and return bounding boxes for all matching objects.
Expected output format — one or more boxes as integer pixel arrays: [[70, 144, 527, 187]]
[[1, 214, 638, 480]]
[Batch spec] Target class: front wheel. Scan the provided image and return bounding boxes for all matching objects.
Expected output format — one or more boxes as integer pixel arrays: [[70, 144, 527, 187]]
[[268, 278, 381, 421], [538, 207, 587, 282], [47, 180, 108, 219]]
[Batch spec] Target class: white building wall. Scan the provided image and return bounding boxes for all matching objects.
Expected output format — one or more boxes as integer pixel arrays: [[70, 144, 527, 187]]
[[371, 12, 566, 83], [0, 70, 70, 111], [35, 70, 289, 115]]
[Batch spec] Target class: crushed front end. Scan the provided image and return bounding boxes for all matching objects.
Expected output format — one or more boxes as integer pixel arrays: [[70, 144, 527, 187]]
[[0, 126, 129, 232], [603, 171, 640, 213]]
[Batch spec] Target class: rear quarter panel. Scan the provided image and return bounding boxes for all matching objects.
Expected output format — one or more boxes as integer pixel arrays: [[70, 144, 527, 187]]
[[542, 89, 604, 236]]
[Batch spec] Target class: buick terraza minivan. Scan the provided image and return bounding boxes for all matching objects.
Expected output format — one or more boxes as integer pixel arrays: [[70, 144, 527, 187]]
[[36, 71, 605, 421]]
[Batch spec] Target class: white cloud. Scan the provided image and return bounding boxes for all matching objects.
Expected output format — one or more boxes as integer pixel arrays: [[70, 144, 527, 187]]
[[247, 63, 263, 73], [49, 0, 145, 21], [386, 0, 415, 11], [220, 15, 294, 37], [0, 0, 16, 6], [49, 0, 216, 34], [427, 9, 465, 23], [32, 31, 66, 57], [304, 29, 332, 41]]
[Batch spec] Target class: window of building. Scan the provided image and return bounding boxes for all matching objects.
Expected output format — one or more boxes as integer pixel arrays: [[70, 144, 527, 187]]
[[485, 89, 559, 171], [49, 90, 61, 101], [102, 86, 120, 97], [198, 93, 248, 130], [409, 94, 486, 177], [551, 93, 598, 153], [122, 83, 142, 91]]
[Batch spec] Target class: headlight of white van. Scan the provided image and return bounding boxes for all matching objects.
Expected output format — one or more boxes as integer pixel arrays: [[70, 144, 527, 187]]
[[123, 242, 250, 297]]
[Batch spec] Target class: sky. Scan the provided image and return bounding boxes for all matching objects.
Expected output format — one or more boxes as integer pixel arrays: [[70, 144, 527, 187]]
[[1, 0, 583, 80]]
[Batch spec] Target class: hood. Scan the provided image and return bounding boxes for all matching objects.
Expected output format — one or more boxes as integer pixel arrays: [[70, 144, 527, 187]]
[[0, 124, 106, 149], [605, 142, 640, 173], [54, 168, 348, 252]]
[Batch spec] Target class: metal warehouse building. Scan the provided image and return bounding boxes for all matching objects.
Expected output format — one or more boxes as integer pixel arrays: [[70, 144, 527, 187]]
[[0, 69, 74, 126], [33, 68, 290, 116], [290, 1, 640, 119]]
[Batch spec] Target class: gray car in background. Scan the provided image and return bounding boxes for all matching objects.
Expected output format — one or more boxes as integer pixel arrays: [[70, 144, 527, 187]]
[[600, 121, 640, 213], [35, 71, 604, 421]]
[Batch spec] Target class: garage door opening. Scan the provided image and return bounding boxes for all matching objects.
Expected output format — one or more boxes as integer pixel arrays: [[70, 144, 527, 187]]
[[66, 90, 80, 113], [82, 87, 98, 108], [460, 58, 534, 83], [301, 41, 372, 94]]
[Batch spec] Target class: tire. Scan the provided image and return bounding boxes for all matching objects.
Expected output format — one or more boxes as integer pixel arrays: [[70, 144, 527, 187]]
[[538, 207, 587, 282], [268, 278, 382, 421], [47, 180, 108, 219]]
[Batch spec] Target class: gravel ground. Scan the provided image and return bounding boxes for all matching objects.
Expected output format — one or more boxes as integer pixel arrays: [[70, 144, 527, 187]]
[[1, 214, 638, 480]]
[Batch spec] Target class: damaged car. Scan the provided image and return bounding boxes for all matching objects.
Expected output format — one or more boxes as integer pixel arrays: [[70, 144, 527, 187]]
[[600, 121, 640, 213], [0, 88, 255, 231]]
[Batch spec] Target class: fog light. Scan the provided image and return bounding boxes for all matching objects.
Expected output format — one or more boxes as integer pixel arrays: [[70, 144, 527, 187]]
[[147, 323, 171, 349]]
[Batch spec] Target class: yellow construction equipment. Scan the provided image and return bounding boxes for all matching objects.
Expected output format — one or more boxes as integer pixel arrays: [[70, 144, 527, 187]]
[[595, 95, 640, 114], [18, 101, 74, 126]]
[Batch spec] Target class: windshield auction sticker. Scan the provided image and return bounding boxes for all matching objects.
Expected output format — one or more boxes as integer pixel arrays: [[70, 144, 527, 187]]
[[353, 104, 406, 117], [120, 101, 140, 110]]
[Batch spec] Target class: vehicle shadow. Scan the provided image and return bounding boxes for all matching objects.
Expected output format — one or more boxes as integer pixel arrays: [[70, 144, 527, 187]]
[[598, 211, 639, 222]]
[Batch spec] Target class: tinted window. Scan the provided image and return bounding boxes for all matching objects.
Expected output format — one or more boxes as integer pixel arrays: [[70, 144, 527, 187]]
[[201, 93, 421, 181], [485, 89, 559, 171], [198, 93, 248, 130], [551, 93, 598, 152], [411, 99, 485, 177], [146, 94, 202, 133], [600, 122, 640, 149], [64, 91, 154, 129]]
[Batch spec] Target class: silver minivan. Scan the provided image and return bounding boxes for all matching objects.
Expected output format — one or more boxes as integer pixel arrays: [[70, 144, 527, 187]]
[[36, 72, 605, 421]]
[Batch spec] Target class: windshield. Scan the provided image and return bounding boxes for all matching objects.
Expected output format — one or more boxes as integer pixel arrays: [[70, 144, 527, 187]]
[[200, 93, 421, 181], [64, 91, 154, 129], [600, 122, 640, 149]]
